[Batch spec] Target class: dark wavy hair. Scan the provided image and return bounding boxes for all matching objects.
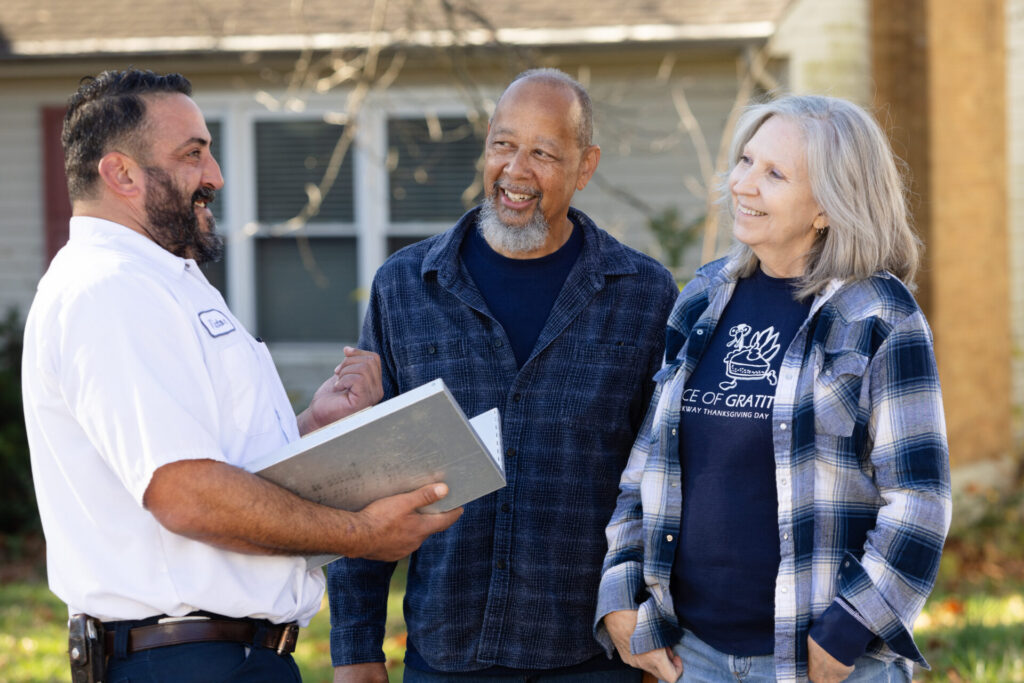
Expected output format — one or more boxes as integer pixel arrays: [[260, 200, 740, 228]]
[[62, 69, 192, 201]]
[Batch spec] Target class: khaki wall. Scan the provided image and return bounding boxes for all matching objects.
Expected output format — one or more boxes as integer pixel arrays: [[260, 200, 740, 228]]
[[872, 0, 1012, 469]]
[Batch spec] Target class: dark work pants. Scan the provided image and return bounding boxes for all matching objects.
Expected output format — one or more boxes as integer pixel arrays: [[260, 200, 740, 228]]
[[104, 620, 302, 683]]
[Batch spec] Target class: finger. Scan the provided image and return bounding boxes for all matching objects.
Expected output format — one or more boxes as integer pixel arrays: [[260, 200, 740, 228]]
[[421, 506, 463, 532], [410, 482, 449, 507]]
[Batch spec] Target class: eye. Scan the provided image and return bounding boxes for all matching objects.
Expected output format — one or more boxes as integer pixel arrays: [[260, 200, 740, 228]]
[[738, 154, 752, 165], [768, 168, 785, 180]]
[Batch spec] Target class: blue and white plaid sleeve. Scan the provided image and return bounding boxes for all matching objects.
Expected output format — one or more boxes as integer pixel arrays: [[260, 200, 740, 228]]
[[834, 310, 952, 663]]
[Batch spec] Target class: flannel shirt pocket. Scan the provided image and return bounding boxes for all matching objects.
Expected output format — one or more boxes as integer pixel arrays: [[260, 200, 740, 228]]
[[813, 350, 869, 437]]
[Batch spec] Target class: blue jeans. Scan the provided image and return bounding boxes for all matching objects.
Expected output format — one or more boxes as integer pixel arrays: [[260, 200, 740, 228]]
[[105, 641, 302, 682], [669, 629, 909, 682], [403, 667, 642, 683]]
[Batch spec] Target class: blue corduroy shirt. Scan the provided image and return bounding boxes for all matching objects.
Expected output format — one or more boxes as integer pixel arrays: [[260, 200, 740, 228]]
[[326, 206, 678, 672]]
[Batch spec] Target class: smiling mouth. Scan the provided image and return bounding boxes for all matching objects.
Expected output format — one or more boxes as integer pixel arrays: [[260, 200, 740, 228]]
[[737, 204, 766, 217]]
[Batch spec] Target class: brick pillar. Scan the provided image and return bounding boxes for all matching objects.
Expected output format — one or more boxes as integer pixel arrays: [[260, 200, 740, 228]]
[[871, 0, 1010, 467]]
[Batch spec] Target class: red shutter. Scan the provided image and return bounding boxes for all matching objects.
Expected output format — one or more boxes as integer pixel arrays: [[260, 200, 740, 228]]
[[42, 106, 71, 264]]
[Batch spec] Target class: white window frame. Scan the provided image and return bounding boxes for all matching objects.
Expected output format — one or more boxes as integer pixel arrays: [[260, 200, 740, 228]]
[[194, 89, 483, 353]]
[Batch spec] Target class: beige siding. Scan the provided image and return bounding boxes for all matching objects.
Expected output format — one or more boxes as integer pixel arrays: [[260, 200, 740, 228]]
[[1009, 0, 1024, 445], [572, 57, 747, 274], [772, 0, 871, 105], [0, 95, 46, 322]]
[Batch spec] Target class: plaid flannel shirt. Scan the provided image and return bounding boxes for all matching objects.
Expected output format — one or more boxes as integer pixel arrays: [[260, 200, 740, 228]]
[[595, 257, 951, 682], [328, 207, 679, 672]]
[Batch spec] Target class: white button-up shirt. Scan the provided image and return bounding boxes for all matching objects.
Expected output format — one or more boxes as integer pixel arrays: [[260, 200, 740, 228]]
[[22, 217, 324, 624]]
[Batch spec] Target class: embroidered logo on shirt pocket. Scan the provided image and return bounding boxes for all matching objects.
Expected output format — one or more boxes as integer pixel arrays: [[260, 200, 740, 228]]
[[813, 351, 869, 437]]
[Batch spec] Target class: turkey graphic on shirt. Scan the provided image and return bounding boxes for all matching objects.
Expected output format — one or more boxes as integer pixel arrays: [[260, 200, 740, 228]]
[[719, 323, 781, 391]]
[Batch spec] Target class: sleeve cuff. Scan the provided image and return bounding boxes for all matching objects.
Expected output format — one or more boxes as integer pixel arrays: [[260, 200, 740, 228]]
[[808, 600, 875, 666]]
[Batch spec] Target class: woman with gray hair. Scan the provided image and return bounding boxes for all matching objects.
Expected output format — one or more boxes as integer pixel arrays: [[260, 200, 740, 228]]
[[594, 94, 952, 683]]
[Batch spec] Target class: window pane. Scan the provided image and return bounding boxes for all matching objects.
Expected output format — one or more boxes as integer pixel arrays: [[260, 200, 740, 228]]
[[256, 237, 359, 342], [388, 117, 482, 222], [255, 120, 354, 223]]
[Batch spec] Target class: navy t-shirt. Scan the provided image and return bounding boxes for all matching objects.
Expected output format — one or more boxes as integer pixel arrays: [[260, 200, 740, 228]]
[[461, 220, 583, 368], [671, 268, 811, 656]]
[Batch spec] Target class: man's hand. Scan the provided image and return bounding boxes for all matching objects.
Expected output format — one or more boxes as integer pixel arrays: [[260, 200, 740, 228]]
[[807, 635, 855, 683], [299, 347, 383, 435], [333, 662, 388, 683], [351, 483, 463, 562], [604, 609, 683, 683]]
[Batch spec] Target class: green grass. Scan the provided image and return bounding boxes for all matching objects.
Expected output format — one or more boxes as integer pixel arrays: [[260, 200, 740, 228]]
[[3, 485, 1023, 683], [3, 569, 1021, 682]]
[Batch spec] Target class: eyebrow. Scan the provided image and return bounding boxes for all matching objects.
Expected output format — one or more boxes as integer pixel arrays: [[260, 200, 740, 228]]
[[173, 136, 211, 153], [490, 126, 561, 150]]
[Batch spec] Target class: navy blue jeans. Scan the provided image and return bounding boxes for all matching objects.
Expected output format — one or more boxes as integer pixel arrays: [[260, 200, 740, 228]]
[[104, 620, 301, 683]]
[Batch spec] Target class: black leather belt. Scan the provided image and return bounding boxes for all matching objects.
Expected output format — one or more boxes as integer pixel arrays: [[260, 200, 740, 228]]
[[103, 617, 299, 655]]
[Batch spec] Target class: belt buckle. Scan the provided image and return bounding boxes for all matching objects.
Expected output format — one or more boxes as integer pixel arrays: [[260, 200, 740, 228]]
[[276, 623, 299, 655]]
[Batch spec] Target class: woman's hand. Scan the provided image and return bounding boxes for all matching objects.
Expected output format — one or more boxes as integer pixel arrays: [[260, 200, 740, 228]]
[[604, 609, 683, 682], [807, 635, 855, 683]]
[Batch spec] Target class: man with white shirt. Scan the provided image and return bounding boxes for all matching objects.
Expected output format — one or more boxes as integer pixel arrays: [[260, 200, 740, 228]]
[[21, 68, 461, 682]]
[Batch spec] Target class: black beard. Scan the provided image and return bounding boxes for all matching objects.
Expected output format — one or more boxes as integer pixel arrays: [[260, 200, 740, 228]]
[[143, 167, 224, 265]]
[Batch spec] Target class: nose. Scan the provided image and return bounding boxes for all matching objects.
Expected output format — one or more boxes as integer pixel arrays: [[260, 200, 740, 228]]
[[503, 147, 530, 180], [730, 164, 756, 196], [204, 152, 225, 191]]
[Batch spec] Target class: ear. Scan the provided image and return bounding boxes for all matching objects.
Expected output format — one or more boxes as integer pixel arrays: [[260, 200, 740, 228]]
[[575, 145, 601, 191], [812, 211, 829, 230], [97, 152, 144, 199]]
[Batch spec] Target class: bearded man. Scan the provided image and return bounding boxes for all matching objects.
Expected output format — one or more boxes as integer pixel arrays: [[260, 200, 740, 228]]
[[22, 68, 461, 682], [327, 68, 679, 683]]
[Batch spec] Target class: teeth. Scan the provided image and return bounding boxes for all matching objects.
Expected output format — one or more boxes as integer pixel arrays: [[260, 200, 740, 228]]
[[738, 205, 766, 216], [504, 189, 533, 202], [194, 201, 207, 208]]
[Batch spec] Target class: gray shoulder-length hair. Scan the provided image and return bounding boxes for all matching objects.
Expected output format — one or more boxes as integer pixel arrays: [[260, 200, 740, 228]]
[[723, 94, 920, 299]]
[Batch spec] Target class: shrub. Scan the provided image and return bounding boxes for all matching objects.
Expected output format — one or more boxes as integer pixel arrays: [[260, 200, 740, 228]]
[[0, 309, 38, 534]]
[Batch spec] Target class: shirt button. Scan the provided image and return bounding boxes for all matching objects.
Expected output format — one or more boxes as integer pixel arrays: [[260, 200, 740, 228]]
[[825, 368, 833, 376], [494, 339, 504, 348], [513, 393, 522, 403], [666, 534, 674, 542], [496, 560, 507, 570], [506, 447, 516, 458], [501, 503, 510, 513], [427, 344, 436, 354], [695, 329, 704, 335], [780, 422, 788, 430], [780, 479, 788, 486], [783, 533, 789, 540], [781, 587, 788, 594], [671, 428, 677, 436]]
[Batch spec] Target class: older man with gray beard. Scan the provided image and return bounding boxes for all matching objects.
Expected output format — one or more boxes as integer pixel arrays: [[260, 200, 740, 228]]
[[327, 68, 679, 683]]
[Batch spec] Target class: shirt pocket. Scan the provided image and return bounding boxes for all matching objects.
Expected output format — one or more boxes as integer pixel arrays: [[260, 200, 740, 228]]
[[399, 338, 471, 394], [562, 342, 644, 424], [216, 339, 276, 437], [813, 350, 869, 437]]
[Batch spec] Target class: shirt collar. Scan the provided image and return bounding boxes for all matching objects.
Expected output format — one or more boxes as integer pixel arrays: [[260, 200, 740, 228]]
[[421, 206, 639, 285], [69, 216, 193, 277]]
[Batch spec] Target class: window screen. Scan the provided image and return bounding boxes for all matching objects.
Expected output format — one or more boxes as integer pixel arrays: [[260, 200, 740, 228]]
[[255, 236, 359, 342], [255, 120, 355, 223], [388, 117, 482, 223]]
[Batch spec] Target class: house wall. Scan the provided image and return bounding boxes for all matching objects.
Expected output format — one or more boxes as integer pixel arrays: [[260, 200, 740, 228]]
[[771, 0, 871, 105], [0, 91, 48, 322], [0, 51, 747, 404], [1009, 0, 1024, 447]]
